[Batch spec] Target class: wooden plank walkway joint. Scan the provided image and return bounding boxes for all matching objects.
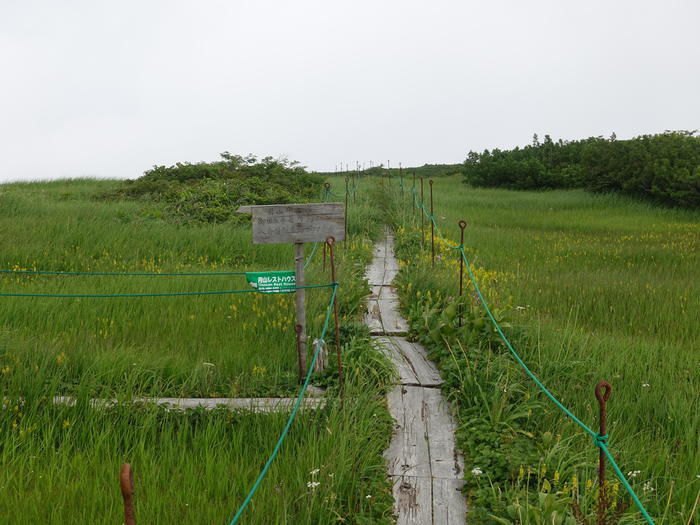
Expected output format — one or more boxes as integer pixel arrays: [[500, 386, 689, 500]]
[[365, 232, 467, 524]]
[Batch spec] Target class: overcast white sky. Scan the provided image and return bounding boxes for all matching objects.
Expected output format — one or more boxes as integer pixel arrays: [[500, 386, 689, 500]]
[[1, 0, 699, 182]]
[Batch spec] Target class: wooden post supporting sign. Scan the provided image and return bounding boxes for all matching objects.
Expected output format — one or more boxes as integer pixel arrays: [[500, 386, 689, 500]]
[[238, 203, 345, 381]]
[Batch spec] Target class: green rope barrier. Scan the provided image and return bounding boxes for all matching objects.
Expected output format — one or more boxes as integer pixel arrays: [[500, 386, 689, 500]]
[[227, 283, 338, 524], [0, 283, 337, 299], [401, 179, 654, 524], [0, 269, 247, 277], [304, 242, 319, 270]]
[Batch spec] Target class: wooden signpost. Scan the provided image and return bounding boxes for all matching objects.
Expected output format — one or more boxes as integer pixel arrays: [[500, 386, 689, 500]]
[[238, 203, 345, 381]]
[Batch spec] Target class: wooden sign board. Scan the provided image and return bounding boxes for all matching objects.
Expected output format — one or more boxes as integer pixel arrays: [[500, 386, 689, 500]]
[[237, 203, 345, 245]]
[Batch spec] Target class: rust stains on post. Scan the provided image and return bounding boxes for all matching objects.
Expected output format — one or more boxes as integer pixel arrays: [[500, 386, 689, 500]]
[[458, 220, 467, 327], [120, 463, 136, 525], [420, 177, 425, 250], [326, 236, 344, 402], [595, 381, 612, 523], [344, 177, 349, 238], [429, 179, 435, 266]]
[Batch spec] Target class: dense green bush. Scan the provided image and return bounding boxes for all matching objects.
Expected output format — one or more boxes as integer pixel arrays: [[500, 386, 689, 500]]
[[462, 131, 700, 207], [110, 153, 324, 223]]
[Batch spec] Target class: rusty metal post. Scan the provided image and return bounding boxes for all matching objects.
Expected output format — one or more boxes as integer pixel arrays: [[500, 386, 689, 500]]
[[429, 179, 435, 266], [326, 237, 344, 402], [120, 464, 136, 525], [420, 177, 425, 249], [413, 172, 417, 217], [458, 220, 467, 326], [595, 381, 612, 524], [344, 176, 349, 238]]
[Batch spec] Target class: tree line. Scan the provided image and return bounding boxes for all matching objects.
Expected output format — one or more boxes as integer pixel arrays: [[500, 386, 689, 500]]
[[462, 131, 700, 207]]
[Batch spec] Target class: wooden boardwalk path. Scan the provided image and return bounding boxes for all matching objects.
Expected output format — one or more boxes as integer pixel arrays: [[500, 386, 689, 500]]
[[365, 233, 466, 524]]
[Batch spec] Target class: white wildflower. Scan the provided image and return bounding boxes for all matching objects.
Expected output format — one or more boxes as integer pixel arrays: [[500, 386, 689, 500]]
[[471, 467, 483, 476], [307, 481, 320, 489], [309, 468, 320, 476], [202, 362, 215, 367], [366, 494, 372, 499], [642, 383, 650, 388], [642, 481, 654, 492], [627, 470, 641, 478]]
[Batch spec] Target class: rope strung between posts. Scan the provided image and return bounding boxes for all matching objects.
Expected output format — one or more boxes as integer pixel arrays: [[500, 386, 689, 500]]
[[0, 283, 337, 298], [402, 179, 655, 524], [0, 269, 248, 277], [227, 283, 338, 525]]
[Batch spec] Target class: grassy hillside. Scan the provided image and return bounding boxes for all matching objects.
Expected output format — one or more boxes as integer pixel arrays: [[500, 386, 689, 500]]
[[0, 176, 395, 524], [383, 175, 699, 523]]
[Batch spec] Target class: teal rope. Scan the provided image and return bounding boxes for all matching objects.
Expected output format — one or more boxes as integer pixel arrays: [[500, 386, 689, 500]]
[[227, 283, 338, 524], [0, 283, 337, 298], [460, 247, 653, 523], [0, 269, 247, 277], [403, 179, 654, 524], [304, 243, 319, 270]]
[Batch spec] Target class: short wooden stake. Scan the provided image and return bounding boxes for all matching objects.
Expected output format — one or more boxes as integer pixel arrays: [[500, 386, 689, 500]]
[[120, 464, 136, 525]]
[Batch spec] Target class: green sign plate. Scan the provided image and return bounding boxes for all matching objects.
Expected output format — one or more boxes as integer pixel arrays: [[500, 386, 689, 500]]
[[246, 271, 296, 294]]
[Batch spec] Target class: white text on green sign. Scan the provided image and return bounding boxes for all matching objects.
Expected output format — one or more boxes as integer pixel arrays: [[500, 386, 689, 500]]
[[246, 271, 296, 294]]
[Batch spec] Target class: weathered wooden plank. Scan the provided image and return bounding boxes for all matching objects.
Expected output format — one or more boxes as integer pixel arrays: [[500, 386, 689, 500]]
[[50, 396, 325, 412], [366, 287, 409, 335], [372, 285, 399, 301], [237, 203, 345, 244], [390, 475, 433, 525], [366, 264, 386, 286], [376, 336, 419, 385], [421, 388, 463, 479], [432, 478, 467, 524], [392, 338, 443, 387], [385, 386, 432, 477]]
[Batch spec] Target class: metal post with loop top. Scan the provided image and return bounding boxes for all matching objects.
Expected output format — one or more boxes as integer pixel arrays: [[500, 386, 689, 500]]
[[595, 381, 612, 523], [420, 177, 425, 250], [344, 177, 349, 238], [429, 179, 435, 266], [326, 236, 344, 402], [413, 172, 417, 218], [458, 220, 467, 326]]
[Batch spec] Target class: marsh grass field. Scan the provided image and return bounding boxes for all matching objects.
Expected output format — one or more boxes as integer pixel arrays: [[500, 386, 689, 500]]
[[385, 175, 699, 522], [0, 177, 396, 523]]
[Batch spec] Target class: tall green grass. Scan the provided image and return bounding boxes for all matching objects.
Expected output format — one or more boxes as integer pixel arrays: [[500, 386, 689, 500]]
[[0, 176, 395, 523], [386, 176, 699, 523]]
